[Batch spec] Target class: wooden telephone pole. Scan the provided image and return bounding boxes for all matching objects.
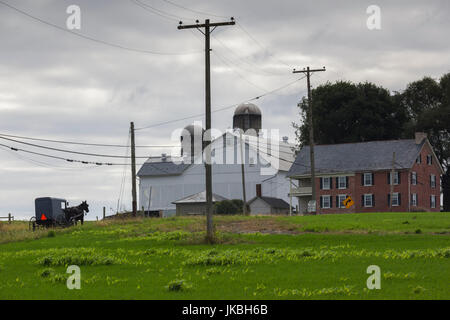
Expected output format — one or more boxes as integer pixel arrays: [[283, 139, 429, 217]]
[[239, 130, 248, 215], [178, 18, 235, 242], [130, 122, 137, 217], [292, 67, 326, 213]]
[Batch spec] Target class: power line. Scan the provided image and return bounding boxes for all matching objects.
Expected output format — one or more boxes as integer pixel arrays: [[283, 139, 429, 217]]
[[0, 136, 151, 159], [0, 0, 201, 56], [235, 21, 292, 68], [161, 0, 228, 19], [134, 75, 306, 131], [0, 133, 176, 148], [130, 0, 192, 22]]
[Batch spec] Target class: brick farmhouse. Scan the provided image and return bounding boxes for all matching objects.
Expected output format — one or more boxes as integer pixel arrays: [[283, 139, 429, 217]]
[[287, 133, 444, 214]]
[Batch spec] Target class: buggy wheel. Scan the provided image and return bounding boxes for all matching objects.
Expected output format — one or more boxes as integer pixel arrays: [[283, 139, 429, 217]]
[[55, 214, 67, 227], [29, 217, 36, 231]]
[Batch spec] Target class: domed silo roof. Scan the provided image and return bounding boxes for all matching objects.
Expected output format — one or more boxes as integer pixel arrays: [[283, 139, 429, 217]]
[[233, 103, 262, 134], [234, 103, 261, 116], [182, 124, 204, 136]]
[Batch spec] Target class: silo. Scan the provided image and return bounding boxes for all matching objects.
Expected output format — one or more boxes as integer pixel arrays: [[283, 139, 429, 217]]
[[232, 103, 262, 135], [180, 124, 204, 163]]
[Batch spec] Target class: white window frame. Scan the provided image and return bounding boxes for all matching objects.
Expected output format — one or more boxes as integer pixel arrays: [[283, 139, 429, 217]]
[[411, 172, 417, 185], [322, 195, 331, 209], [411, 193, 417, 206], [416, 155, 421, 164], [431, 195, 436, 208], [364, 194, 373, 207], [338, 176, 347, 189], [427, 155, 432, 165], [338, 194, 347, 208], [322, 177, 331, 190], [430, 174, 436, 188], [364, 173, 373, 186], [392, 171, 399, 185], [392, 192, 400, 207]]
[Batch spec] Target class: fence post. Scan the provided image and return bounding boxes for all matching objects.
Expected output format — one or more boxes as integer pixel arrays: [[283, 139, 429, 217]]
[[8, 213, 11, 224], [142, 206, 145, 217], [103, 206, 106, 220]]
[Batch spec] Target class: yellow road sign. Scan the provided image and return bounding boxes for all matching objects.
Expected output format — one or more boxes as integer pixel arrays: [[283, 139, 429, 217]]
[[343, 196, 354, 209]]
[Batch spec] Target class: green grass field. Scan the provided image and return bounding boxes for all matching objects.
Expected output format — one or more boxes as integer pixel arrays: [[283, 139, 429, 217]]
[[0, 212, 449, 300]]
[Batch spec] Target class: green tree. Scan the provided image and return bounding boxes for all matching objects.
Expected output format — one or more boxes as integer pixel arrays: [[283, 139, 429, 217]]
[[293, 81, 408, 147], [401, 75, 450, 211]]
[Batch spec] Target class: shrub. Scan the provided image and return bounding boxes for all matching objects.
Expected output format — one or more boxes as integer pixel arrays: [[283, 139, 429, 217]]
[[214, 199, 249, 215], [415, 229, 422, 234], [47, 230, 56, 238]]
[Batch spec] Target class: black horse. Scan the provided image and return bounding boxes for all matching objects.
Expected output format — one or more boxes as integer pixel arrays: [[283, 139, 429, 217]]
[[64, 201, 89, 225]]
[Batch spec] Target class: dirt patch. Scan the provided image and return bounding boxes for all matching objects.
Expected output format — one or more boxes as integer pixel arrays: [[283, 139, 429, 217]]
[[216, 218, 300, 234]]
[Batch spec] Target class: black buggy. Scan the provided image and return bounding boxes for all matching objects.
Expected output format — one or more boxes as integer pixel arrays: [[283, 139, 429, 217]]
[[29, 197, 89, 231]]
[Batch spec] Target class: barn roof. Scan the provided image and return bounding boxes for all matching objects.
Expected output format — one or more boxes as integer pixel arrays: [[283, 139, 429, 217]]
[[137, 161, 191, 177], [287, 139, 424, 177], [248, 196, 290, 209], [172, 191, 228, 204]]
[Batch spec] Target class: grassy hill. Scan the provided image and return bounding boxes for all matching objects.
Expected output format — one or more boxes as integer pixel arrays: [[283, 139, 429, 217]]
[[0, 212, 449, 299]]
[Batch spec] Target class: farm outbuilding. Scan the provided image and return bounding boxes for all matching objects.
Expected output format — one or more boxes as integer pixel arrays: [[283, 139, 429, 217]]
[[247, 196, 290, 215], [172, 191, 228, 216]]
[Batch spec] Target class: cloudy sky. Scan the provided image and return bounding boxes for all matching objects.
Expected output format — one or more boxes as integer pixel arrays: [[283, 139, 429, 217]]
[[0, 0, 449, 220]]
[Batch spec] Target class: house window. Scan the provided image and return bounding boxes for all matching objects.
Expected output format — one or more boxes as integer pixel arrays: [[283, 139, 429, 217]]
[[338, 195, 347, 208], [427, 155, 433, 165], [411, 194, 417, 206], [321, 177, 331, 190], [321, 195, 331, 209], [364, 194, 373, 207], [388, 171, 400, 185], [392, 172, 399, 185], [430, 175, 436, 188], [416, 155, 421, 164], [363, 173, 373, 186], [431, 195, 436, 208], [249, 157, 255, 167], [391, 193, 400, 206], [411, 172, 417, 185], [338, 176, 347, 189]]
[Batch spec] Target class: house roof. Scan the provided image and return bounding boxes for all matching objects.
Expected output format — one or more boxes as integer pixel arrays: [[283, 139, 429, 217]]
[[137, 161, 191, 177], [248, 196, 290, 209], [288, 139, 425, 177], [172, 191, 228, 204]]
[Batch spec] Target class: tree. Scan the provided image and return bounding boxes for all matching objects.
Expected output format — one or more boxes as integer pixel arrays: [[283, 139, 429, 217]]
[[293, 81, 408, 147], [401, 75, 450, 211]]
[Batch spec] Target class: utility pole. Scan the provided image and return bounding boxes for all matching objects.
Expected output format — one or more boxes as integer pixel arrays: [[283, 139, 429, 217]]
[[178, 18, 235, 242], [293, 67, 326, 214], [130, 122, 137, 217], [239, 130, 248, 215], [390, 152, 395, 211]]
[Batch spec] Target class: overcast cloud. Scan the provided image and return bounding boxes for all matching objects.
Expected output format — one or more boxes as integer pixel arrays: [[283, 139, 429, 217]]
[[1, 0, 449, 219]]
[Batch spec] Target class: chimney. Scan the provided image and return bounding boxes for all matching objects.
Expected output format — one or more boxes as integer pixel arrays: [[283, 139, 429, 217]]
[[415, 132, 427, 144], [256, 184, 262, 197]]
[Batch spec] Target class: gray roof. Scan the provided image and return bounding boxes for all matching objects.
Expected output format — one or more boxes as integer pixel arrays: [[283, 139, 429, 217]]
[[249, 196, 290, 209], [288, 139, 424, 177], [137, 161, 191, 177], [172, 191, 228, 204]]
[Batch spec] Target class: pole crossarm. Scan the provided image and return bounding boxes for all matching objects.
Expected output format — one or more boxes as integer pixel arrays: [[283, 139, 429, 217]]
[[177, 21, 235, 29]]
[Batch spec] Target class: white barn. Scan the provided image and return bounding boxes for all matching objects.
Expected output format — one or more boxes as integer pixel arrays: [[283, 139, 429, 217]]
[[137, 103, 294, 216]]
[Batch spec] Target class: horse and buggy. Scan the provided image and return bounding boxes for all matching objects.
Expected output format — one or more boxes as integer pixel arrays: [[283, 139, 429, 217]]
[[29, 197, 89, 231]]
